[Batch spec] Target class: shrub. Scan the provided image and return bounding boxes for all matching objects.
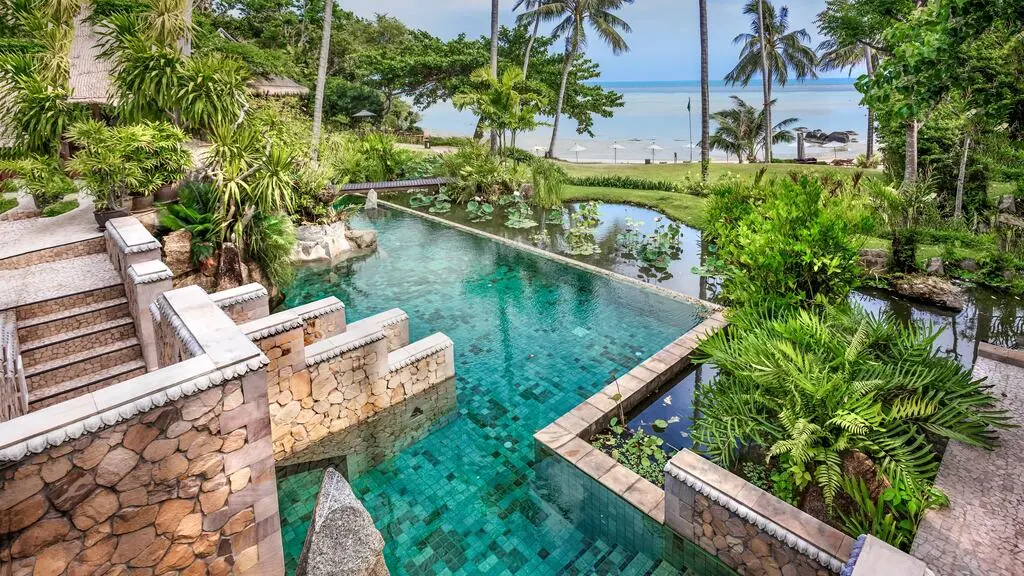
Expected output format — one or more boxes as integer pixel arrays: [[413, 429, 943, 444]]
[[0, 197, 18, 214], [567, 174, 683, 193], [158, 181, 223, 264], [41, 199, 78, 217], [704, 176, 862, 307], [428, 135, 477, 148], [0, 156, 76, 209], [439, 145, 526, 202], [693, 304, 1012, 524]]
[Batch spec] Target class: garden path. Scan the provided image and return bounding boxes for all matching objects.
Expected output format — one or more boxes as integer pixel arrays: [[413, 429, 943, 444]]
[[0, 194, 100, 260], [910, 343, 1024, 576]]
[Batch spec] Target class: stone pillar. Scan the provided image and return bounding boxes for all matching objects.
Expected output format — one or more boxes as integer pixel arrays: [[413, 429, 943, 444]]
[[128, 261, 174, 371]]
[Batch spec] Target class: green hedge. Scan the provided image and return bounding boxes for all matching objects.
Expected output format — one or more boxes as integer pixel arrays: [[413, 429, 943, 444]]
[[567, 175, 683, 193], [41, 199, 78, 217]]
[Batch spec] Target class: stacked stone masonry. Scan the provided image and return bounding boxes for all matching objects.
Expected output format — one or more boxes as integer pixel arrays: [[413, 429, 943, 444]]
[[0, 237, 106, 271], [0, 371, 284, 576]]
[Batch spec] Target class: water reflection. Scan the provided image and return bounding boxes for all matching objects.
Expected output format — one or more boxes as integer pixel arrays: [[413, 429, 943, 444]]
[[401, 198, 1024, 366]]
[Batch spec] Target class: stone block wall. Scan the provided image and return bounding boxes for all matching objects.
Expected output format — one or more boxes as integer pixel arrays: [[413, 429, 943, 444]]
[[664, 451, 852, 576], [0, 237, 106, 271], [0, 370, 283, 576], [210, 284, 270, 325]]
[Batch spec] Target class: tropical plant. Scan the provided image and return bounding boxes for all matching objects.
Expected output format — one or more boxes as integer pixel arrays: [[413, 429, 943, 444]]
[[440, 145, 526, 201], [245, 212, 297, 287], [529, 159, 565, 209], [616, 217, 682, 271], [176, 54, 249, 135], [158, 181, 223, 263], [524, 0, 633, 157], [703, 176, 862, 307], [866, 178, 938, 273], [504, 200, 537, 228], [0, 52, 81, 155], [838, 475, 948, 550], [428, 190, 452, 214], [724, 1, 817, 162], [693, 303, 1012, 511], [358, 133, 415, 182], [592, 427, 669, 486], [512, 0, 544, 78], [698, 0, 710, 180], [453, 67, 547, 153], [467, 199, 495, 222], [567, 174, 681, 192], [708, 96, 798, 163], [40, 198, 77, 217], [0, 155, 75, 209]]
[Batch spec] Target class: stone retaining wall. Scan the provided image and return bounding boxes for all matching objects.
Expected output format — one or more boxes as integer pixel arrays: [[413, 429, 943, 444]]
[[0, 237, 105, 271], [665, 450, 854, 575], [0, 367, 283, 576], [210, 284, 270, 325]]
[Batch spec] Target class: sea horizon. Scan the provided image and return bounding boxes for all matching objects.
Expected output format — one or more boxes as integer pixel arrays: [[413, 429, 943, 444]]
[[421, 77, 871, 163]]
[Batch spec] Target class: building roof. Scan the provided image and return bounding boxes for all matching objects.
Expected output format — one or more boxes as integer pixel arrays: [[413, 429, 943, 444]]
[[67, 7, 113, 105], [247, 75, 309, 97]]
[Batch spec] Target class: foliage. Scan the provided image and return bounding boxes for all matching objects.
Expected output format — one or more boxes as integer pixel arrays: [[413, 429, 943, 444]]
[[176, 54, 249, 135], [0, 155, 75, 209], [358, 133, 415, 182], [592, 426, 669, 487], [466, 199, 495, 222], [158, 181, 224, 263], [504, 201, 537, 229], [692, 304, 1012, 510], [866, 178, 938, 273], [290, 165, 334, 225], [616, 217, 683, 271], [453, 66, 547, 153], [838, 476, 948, 551], [725, 0, 818, 90], [40, 198, 78, 217], [574, 200, 601, 228], [567, 174, 682, 193], [0, 197, 16, 214], [67, 120, 190, 208], [709, 96, 798, 163], [855, 154, 880, 169], [427, 190, 452, 214], [0, 52, 82, 154], [529, 160, 565, 209], [245, 212, 296, 288], [563, 201, 602, 255], [703, 176, 862, 307], [439, 145, 526, 202]]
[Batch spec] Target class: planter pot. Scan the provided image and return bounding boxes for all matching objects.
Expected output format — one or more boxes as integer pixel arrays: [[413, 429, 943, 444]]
[[154, 182, 180, 203], [131, 195, 154, 212], [94, 208, 129, 230]]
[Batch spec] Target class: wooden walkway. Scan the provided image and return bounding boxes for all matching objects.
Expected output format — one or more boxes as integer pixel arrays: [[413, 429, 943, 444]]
[[340, 177, 452, 193]]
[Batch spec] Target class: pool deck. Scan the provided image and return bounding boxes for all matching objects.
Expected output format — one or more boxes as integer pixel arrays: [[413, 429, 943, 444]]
[[911, 343, 1024, 576]]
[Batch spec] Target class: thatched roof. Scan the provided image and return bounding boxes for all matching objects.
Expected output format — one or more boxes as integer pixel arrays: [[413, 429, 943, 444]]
[[68, 7, 113, 105], [247, 75, 309, 97]]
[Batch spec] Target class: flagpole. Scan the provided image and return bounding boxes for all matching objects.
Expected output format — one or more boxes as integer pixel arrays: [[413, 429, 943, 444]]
[[687, 97, 693, 163]]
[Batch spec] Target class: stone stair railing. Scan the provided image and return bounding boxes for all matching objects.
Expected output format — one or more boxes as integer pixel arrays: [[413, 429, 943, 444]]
[[0, 310, 27, 421]]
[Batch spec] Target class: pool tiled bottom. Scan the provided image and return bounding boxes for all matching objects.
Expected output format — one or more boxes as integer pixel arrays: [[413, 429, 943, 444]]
[[277, 210, 731, 575]]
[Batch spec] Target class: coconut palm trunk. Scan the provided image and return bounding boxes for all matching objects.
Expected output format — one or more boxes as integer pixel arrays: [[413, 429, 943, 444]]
[[489, 0, 500, 153], [548, 36, 577, 158], [310, 0, 333, 164], [954, 134, 971, 219], [699, 0, 710, 180], [523, 10, 541, 78], [863, 45, 875, 162], [756, 0, 771, 163], [904, 121, 918, 186]]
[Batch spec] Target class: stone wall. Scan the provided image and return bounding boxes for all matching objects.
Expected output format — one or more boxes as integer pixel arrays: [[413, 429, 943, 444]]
[[0, 237, 106, 271], [0, 370, 283, 576], [665, 450, 853, 576], [210, 284, 270, 325]]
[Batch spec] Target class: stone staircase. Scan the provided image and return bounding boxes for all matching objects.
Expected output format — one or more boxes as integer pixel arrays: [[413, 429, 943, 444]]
[[16, 280, 145, 411]]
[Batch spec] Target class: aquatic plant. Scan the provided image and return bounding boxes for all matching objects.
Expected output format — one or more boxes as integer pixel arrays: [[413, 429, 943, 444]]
[[616, 217, 682, 271], [467, 199, 495, 222], [504, 201, 537, 228]]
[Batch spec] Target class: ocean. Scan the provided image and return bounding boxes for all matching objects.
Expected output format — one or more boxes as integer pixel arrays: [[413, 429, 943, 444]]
[[419, 78, 870, 163]]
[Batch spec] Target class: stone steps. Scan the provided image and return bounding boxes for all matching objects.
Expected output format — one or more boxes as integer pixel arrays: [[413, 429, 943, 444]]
[[20, 316, 135, 367], [16, 296, 130, 342], [28, 358, 146, 410], [15, 283, 125, 321], [25, 337, 142, 393]]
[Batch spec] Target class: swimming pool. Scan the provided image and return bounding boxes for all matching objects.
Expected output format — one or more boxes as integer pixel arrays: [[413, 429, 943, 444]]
[[276, 209, 726, 575]]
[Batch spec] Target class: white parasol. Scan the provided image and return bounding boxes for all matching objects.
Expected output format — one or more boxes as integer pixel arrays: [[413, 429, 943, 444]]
[[569, 143, 587, 163], [611, 143, 625, 163]]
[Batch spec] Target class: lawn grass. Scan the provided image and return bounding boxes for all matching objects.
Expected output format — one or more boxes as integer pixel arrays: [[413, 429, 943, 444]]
[[0, 197, 16, 215], [561, 185, 707, 229], [41, 199, 79, 217], [559, 161, 882, 182]]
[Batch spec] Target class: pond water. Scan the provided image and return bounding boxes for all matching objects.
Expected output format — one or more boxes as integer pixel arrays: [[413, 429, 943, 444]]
[[275, 209, 740, 575], [399, 197, 1024, 368]]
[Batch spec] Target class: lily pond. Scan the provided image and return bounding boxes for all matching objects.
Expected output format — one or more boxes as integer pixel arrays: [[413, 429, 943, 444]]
[[276, 209, 736, 575], [395, 193, 1024, 367]]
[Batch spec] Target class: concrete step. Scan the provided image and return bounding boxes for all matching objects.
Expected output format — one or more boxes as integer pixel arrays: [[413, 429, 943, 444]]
[[29, 359, 147, 411], [15, 284, 125, 322], [20, 316, 136, 368], [17, 296, 130, 343], [25, 338, 142, 392]]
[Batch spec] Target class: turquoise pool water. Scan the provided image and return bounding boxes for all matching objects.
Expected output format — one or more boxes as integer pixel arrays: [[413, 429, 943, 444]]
[[276, 209, 730, 575]]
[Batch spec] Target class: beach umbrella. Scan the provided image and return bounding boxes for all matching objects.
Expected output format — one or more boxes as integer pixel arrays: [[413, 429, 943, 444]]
[[569, 143, 587, 163], [532, 145, 546, 157], [818, 141, 847, 160], [353, 110, 376, 119], [611, 143, 625, 164], [647, 142, 663, 162]]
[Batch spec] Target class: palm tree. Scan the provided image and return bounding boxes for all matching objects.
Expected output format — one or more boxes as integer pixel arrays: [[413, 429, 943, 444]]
[[708, 96, 797, 163], [818, 37, 876, 162], [699, 0, 710, 181], [489, 0, 500, 152], [513, 0, 544, 79], [525, 0, 633, 158], [310, 0, 333, 163], [725, 1, 817, 162]]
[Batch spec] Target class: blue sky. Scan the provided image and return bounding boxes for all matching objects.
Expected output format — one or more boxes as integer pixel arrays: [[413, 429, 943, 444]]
[[342, 0, 860, 81]]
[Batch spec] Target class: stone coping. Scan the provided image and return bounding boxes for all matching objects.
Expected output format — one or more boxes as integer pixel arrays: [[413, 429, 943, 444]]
[[306, 321, 387, 365], [210, 283, 269, 308], [127, 259, 173, 284], [667, 450, 855, 573], [105, 215, 162, 254], [239, 310, 305, 341], [978, 341, 1024, 368], [288, 296, 345, 320], [387, 333, 453, 370], [850, 535, 931, 576], [533, 311, 727, 524], [157, 285, 264, 369], [379, 199, 721, 313], [358, 308, 408, 329], [0, 351, 266, 462]]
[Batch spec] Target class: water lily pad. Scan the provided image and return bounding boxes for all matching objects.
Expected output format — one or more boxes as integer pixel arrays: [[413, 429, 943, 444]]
[[652, 419, 668, 432]]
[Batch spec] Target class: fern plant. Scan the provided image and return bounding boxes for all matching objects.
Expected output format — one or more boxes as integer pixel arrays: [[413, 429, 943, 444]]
[[692, 304, 1012, 510]]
